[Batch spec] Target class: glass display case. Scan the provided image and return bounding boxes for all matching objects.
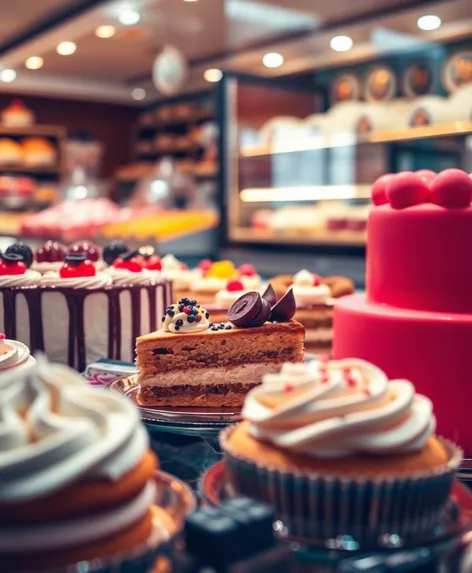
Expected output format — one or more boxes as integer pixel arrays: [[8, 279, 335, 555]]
[[220, 73, 472, 252]]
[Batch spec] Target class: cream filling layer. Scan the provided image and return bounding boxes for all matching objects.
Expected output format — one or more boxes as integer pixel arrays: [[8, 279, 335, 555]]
[[0, 481, 156, 552]]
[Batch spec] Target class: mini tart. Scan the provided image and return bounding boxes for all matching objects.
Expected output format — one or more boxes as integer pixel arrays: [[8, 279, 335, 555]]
[[220, 423, 461, 542]]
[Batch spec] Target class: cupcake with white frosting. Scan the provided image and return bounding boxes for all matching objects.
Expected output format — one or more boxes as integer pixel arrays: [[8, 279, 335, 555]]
[[221, 358, 461, 543]]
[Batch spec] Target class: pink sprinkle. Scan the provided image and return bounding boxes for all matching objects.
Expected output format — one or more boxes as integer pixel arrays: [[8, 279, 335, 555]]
[[364, 388, 371, 396], [321, 374, 330, 384], [342, 367, 351, 376], [0, 334, 5, 340], [346, 376, 357, 387], [284, 383, 294, 392]]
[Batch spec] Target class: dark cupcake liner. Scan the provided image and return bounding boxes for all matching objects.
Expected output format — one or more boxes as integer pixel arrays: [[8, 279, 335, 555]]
[[220, 426, 462, 545]]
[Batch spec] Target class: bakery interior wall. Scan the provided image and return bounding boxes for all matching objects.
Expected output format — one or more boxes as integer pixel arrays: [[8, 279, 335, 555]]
[[0, 93, 139, 178]]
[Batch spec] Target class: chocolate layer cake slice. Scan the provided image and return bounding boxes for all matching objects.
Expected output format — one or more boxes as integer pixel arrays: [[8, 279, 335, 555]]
[[136, 291, 304, 407]]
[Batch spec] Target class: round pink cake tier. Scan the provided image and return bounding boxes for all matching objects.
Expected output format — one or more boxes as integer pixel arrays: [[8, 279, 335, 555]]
[[333, 293, 472, 455], [367, 203, 472, 313]]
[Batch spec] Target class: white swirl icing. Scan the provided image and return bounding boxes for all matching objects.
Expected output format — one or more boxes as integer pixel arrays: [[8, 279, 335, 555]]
[[240, 274, 262, 290], [0, 270, 41, 288], [292, 269, 332, 305], [215, 288, 249, 307], [40, 272, 112, 289], [31, 261, 63, 275], [243, 359, 435, 457], [107, 268, 161, 286], [0, 354, 149, 502], [163, 304, 210, 334]]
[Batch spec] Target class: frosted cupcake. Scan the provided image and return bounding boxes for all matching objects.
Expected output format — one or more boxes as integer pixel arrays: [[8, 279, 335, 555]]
[[220, 358, 461, 542], [0, 355, 163, 572]]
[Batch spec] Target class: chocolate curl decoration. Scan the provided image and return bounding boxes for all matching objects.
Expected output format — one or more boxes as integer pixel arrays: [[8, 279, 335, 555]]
[[261, 283, 277, 307]]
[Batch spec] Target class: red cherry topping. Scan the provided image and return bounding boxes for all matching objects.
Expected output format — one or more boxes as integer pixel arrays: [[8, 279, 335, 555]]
[[386, 172, 430, 209], [312, 273, 322, 286], [60, 255, 96, 278], [0, 254, 26, 276], [284, 383, 294, 392], [430, 169, 472, 209], [226, 279, 245, 292], [36, 241, 67, 263], [239, 263, 257, 277], [371, 174, 394, 206], [416, 169, 436, 185], [69, 240, 100, 262], [197, 259, 212, 272], [195, 314, 202, 322], [145, 255, 162, 271], [114, 256, 143, 273]]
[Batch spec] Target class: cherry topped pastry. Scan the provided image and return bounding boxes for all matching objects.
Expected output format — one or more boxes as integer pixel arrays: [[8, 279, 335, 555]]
[[60, 254, 96, 279], [0, 253, 27, 275], [69, 240, 100, 262], [145, 254, 162, 271], [114, 252, 144, 273], [36, 241, 68, 263], [239, 263, 257, 277]]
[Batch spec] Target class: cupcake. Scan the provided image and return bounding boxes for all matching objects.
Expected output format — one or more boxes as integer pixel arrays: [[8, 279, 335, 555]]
[[220, 358, 461, 543], [0, 354, 161, 572]]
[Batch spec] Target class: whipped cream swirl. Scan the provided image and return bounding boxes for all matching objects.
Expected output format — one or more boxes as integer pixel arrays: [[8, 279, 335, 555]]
[[0, 355, 149, 502], [41, 272, 112, 289], [243, 359, 435, 457], [292, 269, 332, 306], [215, 288, 249, 307], [0, 270, 41, 288], [240, 274, 262, 290]]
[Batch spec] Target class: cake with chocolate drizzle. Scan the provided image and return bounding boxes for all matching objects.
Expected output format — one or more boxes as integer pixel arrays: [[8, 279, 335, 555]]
[[136, 286, 304, 407], [0, 241, 172, 370]]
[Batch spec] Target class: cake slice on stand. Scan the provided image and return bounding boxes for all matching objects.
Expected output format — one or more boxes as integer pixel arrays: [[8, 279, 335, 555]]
[[136, 288, 304, 407]]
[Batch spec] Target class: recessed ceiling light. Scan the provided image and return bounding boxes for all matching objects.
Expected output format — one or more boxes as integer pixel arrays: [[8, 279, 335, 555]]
[[417, 14, 441, 31], [118, 10, 140, 25], [203, 68, 223, 82], [96, 25, 116, 38], [184, 0, 199, 2], [262, 52, 284, 68], [0, 69, 16, 83], [330, 35, 353, 52], [25, 56, 44, 70], [132, 88, 146, 100], [57, 42, 77, 56]]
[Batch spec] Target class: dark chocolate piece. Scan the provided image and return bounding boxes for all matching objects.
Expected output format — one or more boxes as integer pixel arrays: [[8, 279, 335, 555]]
[[227, 292, 262, 328], [6, 243, 33, 268], [250, 297, 271, 327], [0, 253, 23, 264], [103, 240, 128, 266], [270, 288, 296, 322], [261, 283, 277, 307], [64, 253, 87, 265]]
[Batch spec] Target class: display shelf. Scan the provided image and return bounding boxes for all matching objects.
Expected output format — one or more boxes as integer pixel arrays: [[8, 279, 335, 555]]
[[0, 124, 66, 138], [137, 111, 215, 130], [229, 227, 366, 246], [0, 165, 60, 175], [240, 121, 472, 157]]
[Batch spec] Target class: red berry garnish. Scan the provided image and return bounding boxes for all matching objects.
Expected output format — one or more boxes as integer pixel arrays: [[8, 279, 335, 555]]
[[386, 172, 430, 209], [239, 264, 257, 277], [346, 375, 357, 387], [198, 259, 212, 272], [321, 374, 330, 384], [36, 240, 67, 263], [0, 253, 26, 275], [69, 240, 100, 262], [430, 169, 472, 209], [312, 273, 322, 286], [114, 256, 143, 273], [60, 255, 96, 278], [182, 306, 191, 315], [363, 388, 371, 396], [145, 255, 162, 271], [284, 383, 294, 392], [226, 279, 245, 292], [195, 314, 202, 322], [371, 174, 394, 206]]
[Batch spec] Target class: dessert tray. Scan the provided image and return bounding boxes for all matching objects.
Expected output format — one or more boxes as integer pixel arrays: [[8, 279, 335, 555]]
[[200, 461, 472, 555]]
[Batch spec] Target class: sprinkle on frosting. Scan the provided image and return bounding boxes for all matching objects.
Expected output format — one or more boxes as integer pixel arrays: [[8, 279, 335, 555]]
[[242, 359, 436, 457], [162, 297, 211, 333]]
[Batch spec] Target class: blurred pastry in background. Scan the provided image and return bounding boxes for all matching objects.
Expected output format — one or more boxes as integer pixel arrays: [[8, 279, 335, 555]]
[[1, 99, 35, 127], [22, 137, 57, 167], [0, 138, 23, 165], [0, 176, 35, 209]]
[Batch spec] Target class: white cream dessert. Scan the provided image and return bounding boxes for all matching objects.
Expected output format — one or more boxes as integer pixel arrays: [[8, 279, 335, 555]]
[[161, 254, 193, 291], [0, 355, 158, 570], [292, 269, 333, 306], [0, 333, 35, 371]]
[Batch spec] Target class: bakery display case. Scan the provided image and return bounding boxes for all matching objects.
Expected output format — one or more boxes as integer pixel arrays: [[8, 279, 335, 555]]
[[221, 74, 472, 253]]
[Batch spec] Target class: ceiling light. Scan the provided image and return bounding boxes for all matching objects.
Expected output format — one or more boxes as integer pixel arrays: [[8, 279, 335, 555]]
[[25, 56, 43, 70], [330, 35, 354, 52], [417, 14, 441, 31], [118, 10, 140, 25], [184, 0, 199, 2], [204, 68, 223, 82], [132, 88, 146, 100], [96, 25, 116, 38], [262, 52, 284, 68], [0, 69, 16, 83], [57, 42, 77, 56]]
